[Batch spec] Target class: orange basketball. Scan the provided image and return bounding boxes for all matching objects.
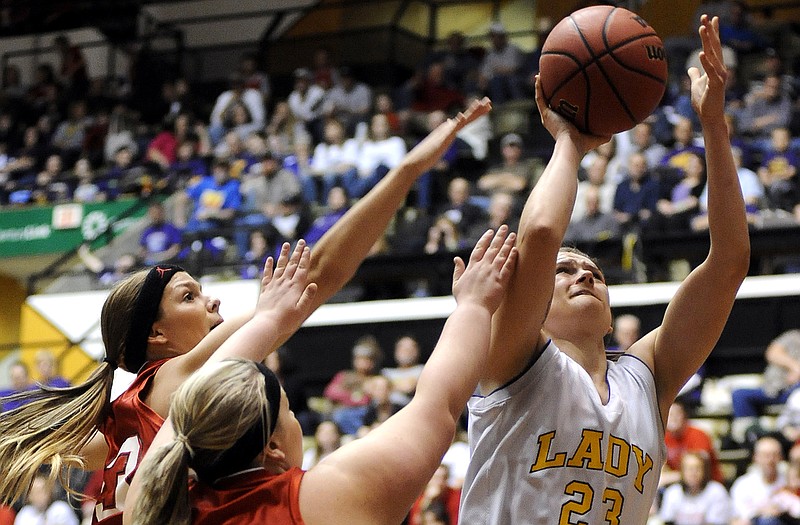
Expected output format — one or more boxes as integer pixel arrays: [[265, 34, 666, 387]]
[[539, 5, 668, 136]]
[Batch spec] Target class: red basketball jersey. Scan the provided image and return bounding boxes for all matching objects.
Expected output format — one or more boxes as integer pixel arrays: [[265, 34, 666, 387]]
[[93, 359, 169, 525], [192, 467, 306, 524]]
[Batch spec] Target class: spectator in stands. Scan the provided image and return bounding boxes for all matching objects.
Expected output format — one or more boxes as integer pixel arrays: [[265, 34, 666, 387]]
[[138, 201, 182, 266], [433, 176, 485, 239], [13, 469, 78, 525], [424, 215, 462, 255], [381, 335, 425, 407], [401, 61, 465, 129], [54, 34, 88, 102], [372, 91, 404, 137], [730, 435, 786, 525], [478, 22, 525, 105], [307, 118, 358, 204], [181, 157, 242, 257], [264, 346, 319, 436], [77, 243, 138, 288], [144, 113, 203, 174], [239, 229, 274, 280], [564, 185, 621, 245], [658, 450, 732, 525], [168, 137, 208, 189], [660, 399, 725, 489], [572, 154, 617, 223], [208, 72, 265, 146], [103, 102, 139, 165], [757, 126, 799, 215], [455, 93, 492, 163], [344, 112, 406, 199], [288, 67, 326, 144], [5, 126, 49, 185], [718, 0, 770, 57], [302, 185, 349, 248], [238, 52, 271, 107], [212, 131, 257, 176], [302, 420, 343, 470], [268, 192, 313, 254], [582, 136, 625, 185], [1, 64, 24, 103], [739, 74, 793, 141], [0, 361, 35, 412], [731, 329, 800, 446], [99, 145, 146, 198], [235, 151, 301, 256], [651, 151, 706, 233], [71, 157, 102, 203], [265, 100, 297, 159], [464, 191, 519, 254], [50, 99, 91, 166], [26, 64, 60, 118], [360, 375, 403, 433], [767, 460, 800, 523], [693, 145, 765, 230], [609, 313, 641, 353], [408, 464, 460, 525], [477, 133, 541, 201], [661, 116, 706, 172], [613, 152, 660, 233], [311, 46, 340, 92], [414, 110, 468, 211], [620, 121, 669, 171], [323, 334, 383, 435], [34, 350, 70, 389], [322, 66, 372, 136], [425, 30, 480, 95]]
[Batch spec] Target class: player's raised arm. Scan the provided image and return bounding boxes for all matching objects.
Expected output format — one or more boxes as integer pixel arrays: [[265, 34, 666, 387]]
[[629, 15, 750, 419], [482, 78, 608, 393]]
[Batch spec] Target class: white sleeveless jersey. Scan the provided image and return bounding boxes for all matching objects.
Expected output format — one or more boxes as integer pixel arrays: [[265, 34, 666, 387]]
[[460, 341, 665, 525]]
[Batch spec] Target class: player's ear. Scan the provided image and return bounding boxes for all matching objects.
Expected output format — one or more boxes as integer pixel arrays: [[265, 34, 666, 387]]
[[264, 440, 287, 464], [606, 324, 613, 336], [147, 326, 168, 345]]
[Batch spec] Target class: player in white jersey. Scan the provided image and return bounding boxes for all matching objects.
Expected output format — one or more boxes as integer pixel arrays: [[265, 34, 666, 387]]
[[459, 15, 750, 525]]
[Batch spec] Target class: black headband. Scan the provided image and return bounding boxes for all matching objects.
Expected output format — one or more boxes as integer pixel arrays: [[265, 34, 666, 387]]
[[122, 265, 183, 373], [193, 361, 282, 484]]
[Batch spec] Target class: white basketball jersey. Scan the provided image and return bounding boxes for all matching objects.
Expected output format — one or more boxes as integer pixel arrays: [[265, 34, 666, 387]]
[[460, 340, 665, 525]]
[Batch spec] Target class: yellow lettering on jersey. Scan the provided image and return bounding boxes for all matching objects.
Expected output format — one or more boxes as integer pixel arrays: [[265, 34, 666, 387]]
[[604, 434, 630, 478], [566, 429, 604, 470], [530, 431, 567, 472], [631, 444, 654, 494]]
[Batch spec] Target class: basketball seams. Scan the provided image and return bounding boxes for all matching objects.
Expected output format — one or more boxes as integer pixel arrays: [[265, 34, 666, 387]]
[[539, 51, 585, 109]]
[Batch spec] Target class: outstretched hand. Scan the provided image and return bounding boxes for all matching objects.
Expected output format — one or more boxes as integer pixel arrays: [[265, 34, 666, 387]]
[[534, 75, 611, 155], [256, 240, 318, 337], [452, 225, 517, 313], [400, 97, 492, 175], [688, 15, 727, 122]]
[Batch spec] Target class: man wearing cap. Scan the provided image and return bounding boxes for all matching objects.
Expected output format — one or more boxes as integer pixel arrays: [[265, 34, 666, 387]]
[[477, 132, 542, 200], [479, 21, 525, 104], [288, 67, 326, 143]]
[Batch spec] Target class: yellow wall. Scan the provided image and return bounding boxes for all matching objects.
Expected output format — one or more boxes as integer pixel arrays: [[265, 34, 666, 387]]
[[19, 303, 96, 384]]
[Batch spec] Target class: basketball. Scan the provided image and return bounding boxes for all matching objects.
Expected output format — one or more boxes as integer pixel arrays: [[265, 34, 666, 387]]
[[539, 5, 668, 136]]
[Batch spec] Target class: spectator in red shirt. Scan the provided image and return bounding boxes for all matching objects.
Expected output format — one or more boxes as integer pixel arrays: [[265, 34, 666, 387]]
[[661, 398, 724, 488]]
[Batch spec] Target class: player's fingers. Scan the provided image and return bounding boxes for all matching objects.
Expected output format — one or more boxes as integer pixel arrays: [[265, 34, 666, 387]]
[[534, 75, 548, 123], [285, 239, 306, 278], [273, 242, 291, 278], [493, 231, 516, 269], [485, 225, 509, 260], [261, 256, 275, 285], [296, 283, 318, 311], [498, 246, 519, 283], [452, 256, 466, 285], [469, 229, 495, 263]]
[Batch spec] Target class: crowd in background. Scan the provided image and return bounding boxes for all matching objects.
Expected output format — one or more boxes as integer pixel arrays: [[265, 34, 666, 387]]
[[2, 2, 800, 523]]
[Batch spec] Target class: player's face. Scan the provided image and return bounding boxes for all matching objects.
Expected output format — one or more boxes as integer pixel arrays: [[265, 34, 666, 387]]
[[544, 253, 612, 338], [150, 272, 223, 357], [271, 389, 303, 468]]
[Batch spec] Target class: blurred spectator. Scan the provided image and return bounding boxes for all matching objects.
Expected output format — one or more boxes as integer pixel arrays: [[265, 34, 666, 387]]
[[50, 100, 91, 165], [265, 100, 297, 159], [372, 91, 404, 137], [77, 244, 138, 288], [238, 52, 271, 107], [731, 330, 800, 446], [464, 191, 519, 248], [425, 31, 480, 94], [322, 66, 372, 136], [54, 34, 89, 101], [433, 177, 484, 239], [564, 185, 621, 245], [208, 72, 265, 146], [70, 157, 103, 203], [658, 451, 732, 525], [139, 201, 182, 266], [145, 113, 209, 174], [34, 350, 69, 389], [613, 152, 660, 233], [739, 74, 793, 141], [323, 335, 383, 434], [264, 346, 319, 435], [757, 127, 799, 215], [660, 400, 725, 489], [401, 61, 465, 124], [455, 94, 493, 163], [478, 22, 525, 104], [98, 145, 145, 199], [13, 469, 78, 525], [408, 464, 460, 525], [718, 0, 770, 57], [413, 110, 469, 211], [102, 103, 138, 165], [288, 67, 326, 144], [424, 215, 462, 255], [360, 375, 403, 431], [9, 153, 71, 205], [302, 185, 349, 248], [26, 64, 60, 118], [572, 155, 617, 223], [1, 64, 24, 103], [477, 133, 540, 200], [311, 47, 340, 92], [307, 118, 358, 204], [730, 435, 786, 525], [381, 335, 425, 407], [618, 122, 668, 172], [168, 137, 209, 189], [344, 113, 406, 198], [660, 117, 706, 172], [235, 152, 301, 256], [6, 126, 50, 181], [608, 314, 641, 353], [0, 361, 35, 412], [582, 137, 625, 185], [651, 152, 706, 233], [239, 229, 274, 280], [420, 501, 450, 525], [302, 420, 343, 470]]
